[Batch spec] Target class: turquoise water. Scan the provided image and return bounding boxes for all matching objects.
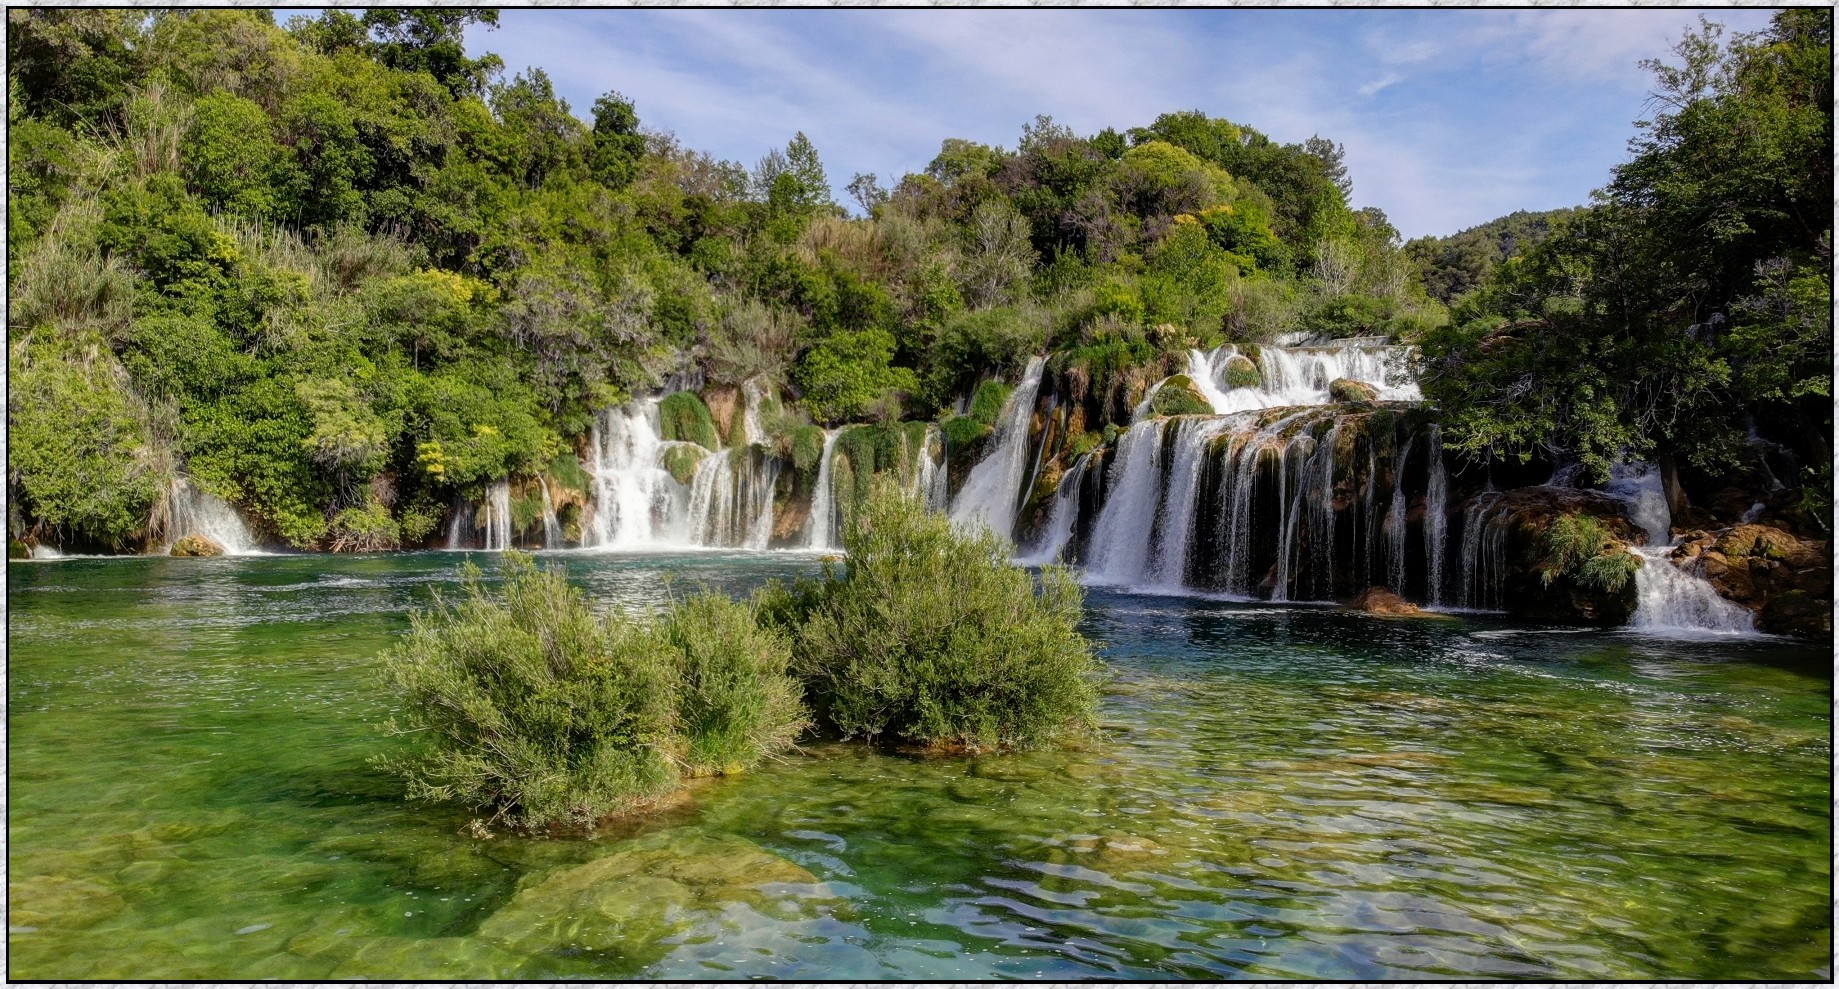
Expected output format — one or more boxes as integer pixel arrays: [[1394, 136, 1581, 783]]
[[7, 552, 1831, 979]]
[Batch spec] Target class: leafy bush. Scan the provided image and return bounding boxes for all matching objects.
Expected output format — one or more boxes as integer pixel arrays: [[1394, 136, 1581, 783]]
[[377, 555, 813, 830], [657, 391, 719, 450], [328, 500, 401, 553], [790, 424, 827, 473], [771, 487, 1101, 752], [376, 555, 679, 830], [1536, 513, 1640, 593], [941, 412, 992, 450], [968, 379, 1013, 426], [659, 591, 808, 776]]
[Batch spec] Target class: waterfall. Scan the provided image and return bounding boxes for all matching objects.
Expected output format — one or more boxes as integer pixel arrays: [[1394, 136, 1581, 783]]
[[740, 379, 768, 446], [689, 447, 782, 550], [445, 495, 469, 550], [949, 355, 1046, 541], [1085, 417, 1169, 585], [1021, 454, 1089, 565], [166, 477, 263, 555], [1185, 349, 1236, 413], [540, 480, 562, 548], [1424, 426, 1448, 606], [1457, 488, 1505, 610], [583, 401, 688, 549], [805, 430, 841, 551], [1385, 435, 1416, 592], [913, 425, 948, 511], [1148, 418, 1234, 588], [482, 479, 512, 551], [1606, 463, 1754, 634]]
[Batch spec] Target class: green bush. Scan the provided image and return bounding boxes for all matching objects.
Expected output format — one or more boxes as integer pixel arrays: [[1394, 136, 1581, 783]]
[[790, 424, 827, 473], [376, 555, 679, 831], [968, 379, 1013, 426], [1536, 513, 1640, 593], [376, 555, 814, 830], [657, 391, 719, 450], [328, 499, 400, 552], [771, 487, 1101, 752], [659, 591, 808, 777], [660, 444, 708, 485]]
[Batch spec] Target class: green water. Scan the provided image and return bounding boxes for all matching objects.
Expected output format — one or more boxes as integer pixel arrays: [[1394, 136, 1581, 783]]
[[7, 552, 1831, 979]]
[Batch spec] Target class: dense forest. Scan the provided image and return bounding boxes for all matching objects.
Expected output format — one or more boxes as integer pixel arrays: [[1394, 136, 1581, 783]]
[[6, 8, 1829, 554]]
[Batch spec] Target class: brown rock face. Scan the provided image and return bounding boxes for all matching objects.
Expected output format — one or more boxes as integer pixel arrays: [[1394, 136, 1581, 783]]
[[702, 384, 739, 443], [1352, 586, 1425, 616], [1671, 523, 1832, 638]]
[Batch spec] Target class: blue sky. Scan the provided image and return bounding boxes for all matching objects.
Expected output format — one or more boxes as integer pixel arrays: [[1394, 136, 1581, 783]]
[[435, 7, 1779, 240]]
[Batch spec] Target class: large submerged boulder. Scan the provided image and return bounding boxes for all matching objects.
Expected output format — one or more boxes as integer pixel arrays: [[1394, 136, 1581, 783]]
[[1671, 523, 1831, 638]]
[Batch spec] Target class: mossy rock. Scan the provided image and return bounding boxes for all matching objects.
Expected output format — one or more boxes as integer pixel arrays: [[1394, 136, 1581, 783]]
[[941, 413, 992, 450], [8, 539, 30, 560], [1149, 375, 1213, 417], [1328, 378, 1378, 403], [660, 445, 708, 485], [1223, 354, 1261, 390], [658, 392, 719, 450], [789, 425, 826, 473], [969, 379, 1013, 426], [170, 534, 224, 557]]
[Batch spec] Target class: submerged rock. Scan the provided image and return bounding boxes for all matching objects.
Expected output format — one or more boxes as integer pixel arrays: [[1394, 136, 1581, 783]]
[[1351, 586, 1427, 616], [170, 534, 225, 557], [8, 875, 125, 930], [476, 829, 831, 963]]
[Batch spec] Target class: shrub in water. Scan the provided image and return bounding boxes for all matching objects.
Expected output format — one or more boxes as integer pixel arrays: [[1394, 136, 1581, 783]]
[[778, 487, 1101, 752], [1537, 513, 1640, 593], [376, 555, 678, 830], [660, 591, 808, 777]]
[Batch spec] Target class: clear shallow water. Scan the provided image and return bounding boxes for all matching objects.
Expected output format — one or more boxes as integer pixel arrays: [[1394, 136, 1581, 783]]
[[7, 552, 1831, 980]]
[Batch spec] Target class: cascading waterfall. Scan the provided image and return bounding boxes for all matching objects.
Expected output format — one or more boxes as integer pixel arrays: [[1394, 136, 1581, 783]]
[[805, 430, 841, 551], [165, 477, 263, 555], [1085, 417, 1170, 584], [583, 401, 687, 549], [740, 379, 768, 446], [1424, 426, 1449, 606], [482, 480, 512, 551], [1606, 463, 1754, 634], [1385, 435, 1416, 592], [1181, 342, 1421, 415], [949, 356, 1046, 541], [1457, 487, 1505, 610], [1021, 454, 1089, 565], [687, 447, 782, 550], [910, 425, 948, 512], [540, 480, 562, 548]]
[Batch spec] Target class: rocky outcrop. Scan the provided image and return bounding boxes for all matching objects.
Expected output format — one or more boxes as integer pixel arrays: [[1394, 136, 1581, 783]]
[[1328, 378, 1378, 403], [1223, 354, 1261, 389], [1352, 586, 1426, 616], [1489, 487, 1644, 626], [169, 535, 224, 557], [1671, 523, 1832, 638], [1148, 375, 1213, 417]]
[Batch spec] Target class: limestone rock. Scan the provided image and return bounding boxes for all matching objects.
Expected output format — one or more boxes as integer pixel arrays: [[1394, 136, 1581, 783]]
[[1328, 378, 1378, 403], [1149, 375, 1213, 417], [1672, 523, 1831, 638], [1352, 586, 1426, 616], [170, 534, 224, 557]]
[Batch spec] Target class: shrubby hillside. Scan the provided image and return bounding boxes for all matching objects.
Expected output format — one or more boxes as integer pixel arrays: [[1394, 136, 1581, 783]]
[[6, 9, 1827, 552]]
